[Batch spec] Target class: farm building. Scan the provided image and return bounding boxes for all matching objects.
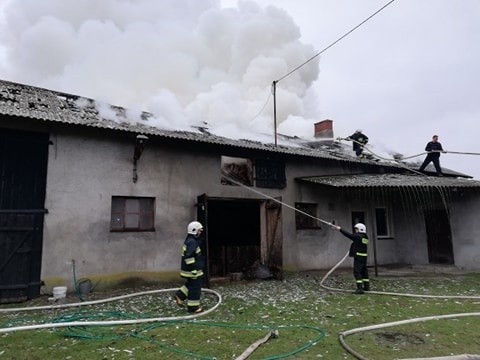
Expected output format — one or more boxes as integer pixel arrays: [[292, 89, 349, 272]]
[[1, 79, 479, 303]]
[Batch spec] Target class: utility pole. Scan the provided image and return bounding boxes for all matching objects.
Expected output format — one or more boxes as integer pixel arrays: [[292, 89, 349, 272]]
[[272, 80, 277, 147]]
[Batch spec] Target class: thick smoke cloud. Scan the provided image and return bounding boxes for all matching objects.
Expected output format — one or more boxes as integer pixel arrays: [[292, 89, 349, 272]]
[[0, 0, 320, 140]]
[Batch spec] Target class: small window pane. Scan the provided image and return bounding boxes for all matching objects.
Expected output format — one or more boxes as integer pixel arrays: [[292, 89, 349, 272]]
[[111, 198, 124, 212], [140, 214, 154, 229], [125, 214, 139, 228], [111, 213, 124, 230], [125, 199, 139, 213]]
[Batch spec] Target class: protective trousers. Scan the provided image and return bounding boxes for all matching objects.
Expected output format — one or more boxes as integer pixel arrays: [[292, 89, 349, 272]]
[[175, 277, 203, 312], [353, 256, 369, 289]]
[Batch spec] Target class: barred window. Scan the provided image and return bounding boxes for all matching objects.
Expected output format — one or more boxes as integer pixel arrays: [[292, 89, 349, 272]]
[[295, 203, 320, 229], [255, 159, 286, 189]]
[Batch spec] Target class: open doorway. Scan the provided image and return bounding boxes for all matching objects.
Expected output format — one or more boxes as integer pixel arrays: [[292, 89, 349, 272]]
[[424, 209, 454, 264], [207, 199, 261, 277], [196, 195, 283, 282]]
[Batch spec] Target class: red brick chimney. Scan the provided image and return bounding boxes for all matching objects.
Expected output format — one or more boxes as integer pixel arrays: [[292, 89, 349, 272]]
[[314, 119, 333, 138]]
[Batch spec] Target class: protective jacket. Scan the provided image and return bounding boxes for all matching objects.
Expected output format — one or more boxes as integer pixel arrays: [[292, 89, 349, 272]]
[[180, 234, 205, 279], [348, 132, 369, 152], [340, 229, 369, 258]]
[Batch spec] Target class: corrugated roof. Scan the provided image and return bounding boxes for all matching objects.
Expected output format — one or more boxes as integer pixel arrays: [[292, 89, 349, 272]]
[[0, 79, 364, 162], [0, 79, 472, 179], [298, 174, 480, 188]]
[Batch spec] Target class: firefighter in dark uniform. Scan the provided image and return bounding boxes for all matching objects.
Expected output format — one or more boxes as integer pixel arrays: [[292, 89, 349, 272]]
[[332, 223, 370, 294], [419, 135, 444, 176], [174, 221, 205, 313], [346, 129, 369, 157]]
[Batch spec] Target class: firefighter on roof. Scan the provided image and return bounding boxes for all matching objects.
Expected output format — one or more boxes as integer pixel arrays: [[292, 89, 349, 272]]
[[346, 129, 369, 158]]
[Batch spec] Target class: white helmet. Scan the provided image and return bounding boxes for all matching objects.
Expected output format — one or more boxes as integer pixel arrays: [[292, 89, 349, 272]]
[[354, 223, 366, 233], [355, 129, 363, 133], [187, 221, 203, 235]]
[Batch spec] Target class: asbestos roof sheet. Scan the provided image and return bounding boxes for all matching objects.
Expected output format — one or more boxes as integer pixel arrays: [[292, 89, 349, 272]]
[[0, 79, 472, 179], [0, 79, 354, 161], [298, 173, 480, 188]]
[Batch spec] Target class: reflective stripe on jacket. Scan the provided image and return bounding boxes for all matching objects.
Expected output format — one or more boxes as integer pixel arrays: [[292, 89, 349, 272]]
[[339, 228, 369, 258], [180, 234, 205, 279]]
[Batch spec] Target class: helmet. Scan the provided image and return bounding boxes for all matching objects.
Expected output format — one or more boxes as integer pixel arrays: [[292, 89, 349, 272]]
[[354, 223, 366, 233], [355, 129, 362, 133], [187, 221, 203, 235]]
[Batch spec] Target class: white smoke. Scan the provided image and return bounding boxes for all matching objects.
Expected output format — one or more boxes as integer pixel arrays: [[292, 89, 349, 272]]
[[0, 0, 321, 141]]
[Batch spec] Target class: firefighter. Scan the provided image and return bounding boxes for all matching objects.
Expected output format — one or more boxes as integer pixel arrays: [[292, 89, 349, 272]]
[[174, 221, 205, 313], [419, 135, 444, 176], [332, 223, 370, 294], [346, 129, 369, 157]]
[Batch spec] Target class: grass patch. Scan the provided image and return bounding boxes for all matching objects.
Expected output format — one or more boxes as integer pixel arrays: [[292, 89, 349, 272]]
[[0, 271, 479, 359]]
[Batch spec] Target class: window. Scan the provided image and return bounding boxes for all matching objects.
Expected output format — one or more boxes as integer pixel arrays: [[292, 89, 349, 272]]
[[375, 207, 392, 238], [295, 203, 320, 229], [110, 196, 155, 232], [255, 159, 286, 189], [221, 156, 253, 186]]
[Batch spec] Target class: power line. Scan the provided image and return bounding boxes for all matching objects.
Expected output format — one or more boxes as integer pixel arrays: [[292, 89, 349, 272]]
[[275, 0, 397, 83]]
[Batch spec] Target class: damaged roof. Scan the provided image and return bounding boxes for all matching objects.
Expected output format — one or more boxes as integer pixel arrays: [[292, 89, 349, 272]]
[[0, 79, 472, 178], [0, 79, 363, 163], [298, 173, 480, 188]]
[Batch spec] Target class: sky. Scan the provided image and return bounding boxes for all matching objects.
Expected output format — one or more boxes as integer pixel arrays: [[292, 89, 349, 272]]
[[0, 0, 479, 178]]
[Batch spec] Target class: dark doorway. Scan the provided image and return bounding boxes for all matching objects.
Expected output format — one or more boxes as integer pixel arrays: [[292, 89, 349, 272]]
[[207, 199, 261, 277], [424, 209, 454, 264], [196, 194, 283, 283], [0, 128, 49, 303], [351, 211, 365, 231]]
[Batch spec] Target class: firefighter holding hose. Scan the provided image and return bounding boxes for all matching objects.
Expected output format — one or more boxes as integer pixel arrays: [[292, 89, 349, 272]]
[[332, 223, 370, 294]]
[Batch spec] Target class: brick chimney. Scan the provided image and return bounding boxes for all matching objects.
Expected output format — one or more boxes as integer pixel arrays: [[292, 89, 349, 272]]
[[314, 119, 334, 139]]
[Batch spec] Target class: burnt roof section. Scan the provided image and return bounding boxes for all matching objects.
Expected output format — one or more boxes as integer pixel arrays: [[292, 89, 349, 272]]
[[0, 78, 382, 164], [0, 79, 472, 178], [0, 79, 359, 161], [298, 174, 480, 188]]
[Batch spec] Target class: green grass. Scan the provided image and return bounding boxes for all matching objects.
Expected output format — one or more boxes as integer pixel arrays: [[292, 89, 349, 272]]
[[0, 271, 479, 359]]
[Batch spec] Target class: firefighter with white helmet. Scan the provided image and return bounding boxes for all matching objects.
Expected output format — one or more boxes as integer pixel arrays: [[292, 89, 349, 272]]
[[174, 221, 205, 313], [332, 222, 370, 294]]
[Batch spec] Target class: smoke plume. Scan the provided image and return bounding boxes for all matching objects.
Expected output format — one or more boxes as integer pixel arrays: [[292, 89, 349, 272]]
[[0, 0, 321, 140]]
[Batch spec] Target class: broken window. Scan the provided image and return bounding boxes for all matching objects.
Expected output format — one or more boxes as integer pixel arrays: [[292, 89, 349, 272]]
[[110, 196, 155, 232], [375, 207, 392, 238], [221, 156, 253, 186], [255, 159, 286, 189], [295, 203, 320, 229]]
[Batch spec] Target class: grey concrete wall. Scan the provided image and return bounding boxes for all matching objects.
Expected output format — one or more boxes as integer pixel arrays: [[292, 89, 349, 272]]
[[39, 127, 480, 285], [449, 190, 480, 270], [43, 129, 289, 281]]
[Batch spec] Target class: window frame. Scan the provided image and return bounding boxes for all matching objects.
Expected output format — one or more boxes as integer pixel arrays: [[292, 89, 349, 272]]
[[295, 202, 321, 230], [110, 196, 155, 232], [374, 207, 393, 239]]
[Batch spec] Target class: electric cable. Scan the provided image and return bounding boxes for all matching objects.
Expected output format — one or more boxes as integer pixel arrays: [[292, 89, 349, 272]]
[[275, 0, 397, 83]]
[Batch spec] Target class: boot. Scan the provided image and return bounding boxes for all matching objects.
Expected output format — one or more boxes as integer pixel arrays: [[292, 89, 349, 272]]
[[363, 282, 370, 291], [354, 283, 364, 294]]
